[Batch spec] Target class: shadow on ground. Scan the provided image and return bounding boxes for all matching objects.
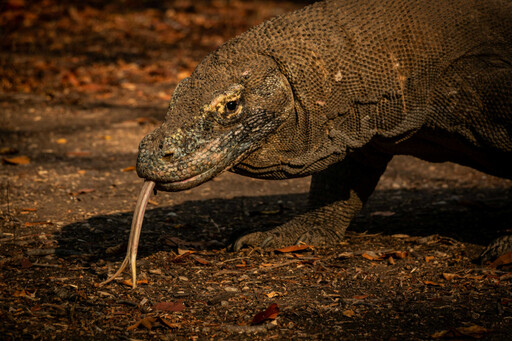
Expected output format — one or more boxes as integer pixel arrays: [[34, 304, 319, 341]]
[[56, 187, 512, 264]]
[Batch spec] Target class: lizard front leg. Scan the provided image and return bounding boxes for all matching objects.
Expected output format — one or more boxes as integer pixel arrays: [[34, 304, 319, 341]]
[[232, 149, 392, 250]]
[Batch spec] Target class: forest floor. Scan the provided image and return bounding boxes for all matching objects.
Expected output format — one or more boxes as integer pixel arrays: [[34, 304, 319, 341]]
[[1, 1, 512, 339]]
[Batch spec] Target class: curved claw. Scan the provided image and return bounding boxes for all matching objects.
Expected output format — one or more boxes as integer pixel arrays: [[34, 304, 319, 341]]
[[232, 231, 266, 251], [260, 234, 279, 249]]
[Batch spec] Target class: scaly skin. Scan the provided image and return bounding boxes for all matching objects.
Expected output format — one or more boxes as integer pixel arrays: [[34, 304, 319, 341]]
[[136, 0, 512, 250]]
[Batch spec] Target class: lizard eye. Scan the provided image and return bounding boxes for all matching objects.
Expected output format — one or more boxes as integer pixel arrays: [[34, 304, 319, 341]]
[[225, 101, 238, 113]]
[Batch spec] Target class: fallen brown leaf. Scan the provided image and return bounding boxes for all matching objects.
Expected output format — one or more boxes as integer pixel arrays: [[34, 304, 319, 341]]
[[127, 316, 157, 331], [172, 253, 193, 263], [362, 252, 379, 260], [192, 255, 209, 265], [489, 251, 512, 268], [2, 155, 30, 165], [177, 248, 196, 256], [122, 166, 136, 172], [353, 294, 369, 300], [342, 309, 355, 318], [266, 291, 280, 298], [431, 324, 491, 339], [275, 245, 310, 253], [442, 273, 458, 281], [158, 316, 181, 329], [153, 300, 185, 312], [499, 273, 512, 281], [251, 303, 279, 325], [424, 280, 444, 287], [13, 289, 37, 299], [393, 251, 407, 259]]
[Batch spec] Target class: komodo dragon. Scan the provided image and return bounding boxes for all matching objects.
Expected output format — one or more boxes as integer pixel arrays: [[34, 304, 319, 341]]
[[101, 0, 512, 286]]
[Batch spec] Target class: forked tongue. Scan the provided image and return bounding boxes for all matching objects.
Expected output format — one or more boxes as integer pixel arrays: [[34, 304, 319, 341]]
[[99, 180, 155, 288]]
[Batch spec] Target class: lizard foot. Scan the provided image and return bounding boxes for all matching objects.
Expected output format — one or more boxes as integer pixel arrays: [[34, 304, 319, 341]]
[[231, 226, 345, 251]]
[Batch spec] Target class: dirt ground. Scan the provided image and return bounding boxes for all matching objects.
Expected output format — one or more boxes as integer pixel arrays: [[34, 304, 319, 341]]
[[1, 1, 512, 339]]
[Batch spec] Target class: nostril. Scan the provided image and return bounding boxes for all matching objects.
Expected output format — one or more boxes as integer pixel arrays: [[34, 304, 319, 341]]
[[161, 150, 175, 162]]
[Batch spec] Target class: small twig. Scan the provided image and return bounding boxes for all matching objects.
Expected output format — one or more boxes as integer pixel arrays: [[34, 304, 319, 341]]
[[217, 256, 251, 264], [258, 260, 302, 271]]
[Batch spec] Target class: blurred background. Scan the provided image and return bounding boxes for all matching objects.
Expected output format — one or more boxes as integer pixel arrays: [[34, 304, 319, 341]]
[[1, 0, 308, 103]]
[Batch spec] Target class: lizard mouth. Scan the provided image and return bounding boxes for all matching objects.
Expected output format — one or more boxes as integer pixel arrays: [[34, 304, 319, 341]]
[[137, 128, 259, 192], [137, 133, 235, 192], [153, 165, 223, 191], [149, 143, 246, 192], [152, 142, 257, 191]]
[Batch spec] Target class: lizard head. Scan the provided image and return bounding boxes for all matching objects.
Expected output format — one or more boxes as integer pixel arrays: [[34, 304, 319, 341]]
[[136, 54, 294, 191]]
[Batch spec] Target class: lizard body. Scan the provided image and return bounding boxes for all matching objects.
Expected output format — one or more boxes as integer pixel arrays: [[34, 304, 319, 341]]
[[136, 0, 512, 250]]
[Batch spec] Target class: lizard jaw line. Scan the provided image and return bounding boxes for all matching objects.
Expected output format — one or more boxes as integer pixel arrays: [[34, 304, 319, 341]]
[[152, 163, 227, 192], [155, 173, 201, 191], [153, 173, 206, 191]]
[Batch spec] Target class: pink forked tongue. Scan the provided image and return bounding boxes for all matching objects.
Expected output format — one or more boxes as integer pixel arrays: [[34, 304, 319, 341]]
[[99, 180, 155, 289]]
